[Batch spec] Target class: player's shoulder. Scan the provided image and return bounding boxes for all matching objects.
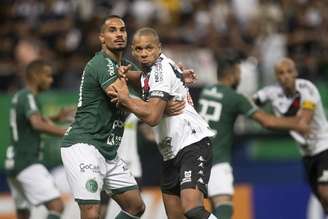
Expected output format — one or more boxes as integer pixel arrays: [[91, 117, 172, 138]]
[[155, 53, 177, 72], [259, 84, 282, 95], [88, 51, 110, 68], [201, 84, 240, 100], [123, 58, 139, 71], [296, 78, 319, 97], [13, 89, 31, 100]]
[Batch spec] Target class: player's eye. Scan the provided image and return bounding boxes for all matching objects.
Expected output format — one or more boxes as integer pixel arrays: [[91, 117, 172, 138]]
[[108, 27, 116, 32], [135, 47, 142, 52]]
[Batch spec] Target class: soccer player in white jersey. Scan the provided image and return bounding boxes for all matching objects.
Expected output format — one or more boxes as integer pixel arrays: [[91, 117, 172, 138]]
[[253, 57, 328, 214], [108, 27, 217, 219]]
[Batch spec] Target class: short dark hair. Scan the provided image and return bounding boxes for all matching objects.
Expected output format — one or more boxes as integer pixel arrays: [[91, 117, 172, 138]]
[[25, 60, 50, 80], [216, 51, 243, 79], [100, 15, 124, 33], [133, 27, 160, 44]]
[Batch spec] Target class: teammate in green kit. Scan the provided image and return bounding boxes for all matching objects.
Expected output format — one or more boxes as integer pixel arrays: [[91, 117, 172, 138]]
[[197, 55, 309, 219], [60, 15, 146, 219], [5, 60, 68, 219]]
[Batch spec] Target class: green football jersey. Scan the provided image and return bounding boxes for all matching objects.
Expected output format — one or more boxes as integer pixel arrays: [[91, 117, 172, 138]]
[[197, 84, 257, 164], [5, 89, 43, 176], [61, 51, 139, 160]]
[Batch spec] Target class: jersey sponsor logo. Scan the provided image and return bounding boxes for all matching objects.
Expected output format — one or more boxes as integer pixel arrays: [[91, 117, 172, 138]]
[[318, 170, 328, 182], [106, 58, 115, 77], [113, 120, 124, 129], [181, 170, 192, 185], [79, 163, 100, 173], [154, 62, 163, 82], [106, 133, 123, 146], [85, 179, 98, 193]]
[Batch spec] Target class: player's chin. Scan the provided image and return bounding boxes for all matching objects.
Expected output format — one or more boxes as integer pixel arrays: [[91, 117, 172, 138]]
[[112, 46, 126, 52]]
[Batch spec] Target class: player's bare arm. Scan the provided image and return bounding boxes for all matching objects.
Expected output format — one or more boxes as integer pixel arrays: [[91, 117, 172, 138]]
[[108, 78, 167, 126], [29, 113, 66, 136], [48, 107, 76, 122], [251, 110, 310, 134]]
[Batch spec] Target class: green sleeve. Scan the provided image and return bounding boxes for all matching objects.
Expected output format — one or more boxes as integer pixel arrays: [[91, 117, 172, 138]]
[[236, 93, 257, 117], [93, 60, 118, 90]]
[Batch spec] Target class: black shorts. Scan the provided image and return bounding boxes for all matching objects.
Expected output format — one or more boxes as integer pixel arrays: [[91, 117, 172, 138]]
[[303, 149, 328, 197], [160, 137, 212, 197]]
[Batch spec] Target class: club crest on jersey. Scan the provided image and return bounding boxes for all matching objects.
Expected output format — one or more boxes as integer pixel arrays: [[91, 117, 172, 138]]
[[85, 179, 98, 193]]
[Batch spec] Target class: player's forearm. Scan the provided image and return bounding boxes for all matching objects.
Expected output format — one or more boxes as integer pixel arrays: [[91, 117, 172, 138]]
[[31, 118, 66, 137], [119, 97, 161, 126], [253, 111, 307, 133]]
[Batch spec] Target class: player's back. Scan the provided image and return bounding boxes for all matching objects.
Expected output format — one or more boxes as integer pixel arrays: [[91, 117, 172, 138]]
[[6, 89, 42, 175], [198, 84, 256, 163]]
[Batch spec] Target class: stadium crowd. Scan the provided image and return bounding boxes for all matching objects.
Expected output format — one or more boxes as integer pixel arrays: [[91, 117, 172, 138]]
[[0, 0, 328, 92]]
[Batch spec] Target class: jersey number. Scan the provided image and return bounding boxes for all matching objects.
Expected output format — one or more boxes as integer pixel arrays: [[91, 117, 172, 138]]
[[198, 99, 222, 123]]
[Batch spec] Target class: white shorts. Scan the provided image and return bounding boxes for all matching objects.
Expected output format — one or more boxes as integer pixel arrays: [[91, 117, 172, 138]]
[[61, 143, 138, 203], [208, 162, 234, 197], [7, 164, 61, 209]]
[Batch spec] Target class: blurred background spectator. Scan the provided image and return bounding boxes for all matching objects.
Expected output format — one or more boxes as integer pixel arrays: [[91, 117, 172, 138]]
[[1, 0, 328, 93]]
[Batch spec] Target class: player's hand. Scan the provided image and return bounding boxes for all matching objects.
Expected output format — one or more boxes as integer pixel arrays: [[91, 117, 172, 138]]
[[117, 64, 131, 80], [178, 63, 197, 86], [107, 78, 129, 107], [165, 99, 186, 116], [55, 107, 76, 122]]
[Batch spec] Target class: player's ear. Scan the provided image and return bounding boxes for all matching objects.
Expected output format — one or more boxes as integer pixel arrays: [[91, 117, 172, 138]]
[[99, 34, 104, 44], [131, 45, 136, 56], [158, 43, 162, 52]]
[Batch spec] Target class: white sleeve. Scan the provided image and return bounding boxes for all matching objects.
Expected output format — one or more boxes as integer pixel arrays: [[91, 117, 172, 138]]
[[148, 61, 172, 101], [300, 81, 320, 110]]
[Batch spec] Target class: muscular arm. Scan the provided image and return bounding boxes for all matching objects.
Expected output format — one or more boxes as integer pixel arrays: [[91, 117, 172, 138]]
[[116, 96, 167, 127], [251, 110, 310, 134], [106, 78, 167, 126], [29, 113, 66, 137]]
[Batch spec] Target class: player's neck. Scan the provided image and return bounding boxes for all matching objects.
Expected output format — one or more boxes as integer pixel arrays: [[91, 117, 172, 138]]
[[218, 78, 231, 87], [102, 48, 123, 64], [26, 83, 39, 95]]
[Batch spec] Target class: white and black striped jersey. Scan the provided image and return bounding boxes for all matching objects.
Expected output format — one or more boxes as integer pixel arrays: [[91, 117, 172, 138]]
[[254, 79, 328, 156], [140, 53, 214, 161]]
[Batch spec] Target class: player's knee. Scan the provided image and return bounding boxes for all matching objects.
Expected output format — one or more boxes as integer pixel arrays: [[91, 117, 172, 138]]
[[79, 204, 100, 219], [130, 201, 146, 217], [184, 206, 210, 219], [45, 198, 64, 214]]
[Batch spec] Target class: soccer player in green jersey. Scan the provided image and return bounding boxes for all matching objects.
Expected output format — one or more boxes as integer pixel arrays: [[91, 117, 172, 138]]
[[197, 55, 309, 219], [60, 15, 146, 219], [5, 60, 68, 219]]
